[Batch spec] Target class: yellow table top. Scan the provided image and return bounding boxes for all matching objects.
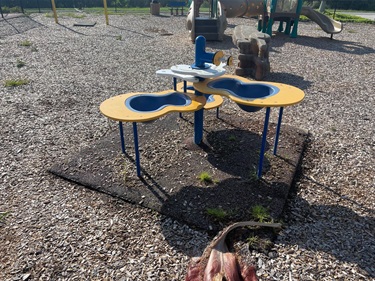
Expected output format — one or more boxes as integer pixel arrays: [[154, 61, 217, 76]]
[[100, 89, 206, 122], [193, 75, 305, 107]]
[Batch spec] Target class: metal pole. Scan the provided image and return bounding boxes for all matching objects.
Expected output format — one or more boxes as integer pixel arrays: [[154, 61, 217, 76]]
[[51, 0, 58, 24], [103, 0, 109, 25], [37, 0, 41, 13], [19, 0, 24, 14], [330, 0, 338, 40], [258, 107, 271, 178]]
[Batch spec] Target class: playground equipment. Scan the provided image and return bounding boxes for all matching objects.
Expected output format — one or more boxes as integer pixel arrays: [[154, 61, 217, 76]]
[[186, 0, 227, 41], [49, 0, 109, 25], [232, 25, 271, 80], [100, 35, 304, 178], [187, 0, 343, 40]]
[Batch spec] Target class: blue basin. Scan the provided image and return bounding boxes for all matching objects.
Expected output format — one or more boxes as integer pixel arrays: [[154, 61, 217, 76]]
[[126, 92, 191, 112], [207, 78, 279, 112]]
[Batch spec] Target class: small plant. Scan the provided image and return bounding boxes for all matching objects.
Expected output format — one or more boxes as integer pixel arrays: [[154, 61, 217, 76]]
[[330, 127, 337, 132], [251, 205, 271, 223], [0, 212, 9, 225], [249, 170, 258, 181], [198, 171, 213, 184], [16, 59, 26, 68], [116, 35, 122, 41], [247, 235, 259, 247], [20, 40, 32, 47], [31, 46, 38, 52], [206, 208, 228, 221], [4, 79, 29, 87]]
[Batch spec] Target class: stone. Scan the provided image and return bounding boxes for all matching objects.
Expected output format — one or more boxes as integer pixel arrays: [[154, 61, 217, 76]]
[[232, 25, 271, 80]]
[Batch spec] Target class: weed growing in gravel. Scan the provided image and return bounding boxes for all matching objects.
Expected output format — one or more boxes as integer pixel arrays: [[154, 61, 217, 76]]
[[16, 59, 26, 68], [251, 205, 271, 223], [247, 235, 259, 247], [206, 208, 228, 221], [116, 35, 122, 41], [198, 171, 213, 184], [4, 79, 29, 87], [31, 47, 38, 52], [20, 40, 32, 47], [0, 212, 9, 225]]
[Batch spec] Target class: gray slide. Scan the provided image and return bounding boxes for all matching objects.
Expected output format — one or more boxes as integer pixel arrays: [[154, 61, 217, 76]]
[[301, 6, 343, 34]]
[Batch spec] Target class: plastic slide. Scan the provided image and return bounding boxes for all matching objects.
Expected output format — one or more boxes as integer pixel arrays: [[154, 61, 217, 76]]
[[300, 6, 343, 34]]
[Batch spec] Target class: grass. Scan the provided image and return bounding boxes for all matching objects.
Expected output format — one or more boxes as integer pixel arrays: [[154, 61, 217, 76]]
[[325, 10, 374, 24], [247, 235, 259, 247], [206, 207, 228, 221], [4, 79, 29, 87], [198, 171, 214, 184], [251, 205, 271, 223], [0, 212, 9, 225], [19, 40, 32, 47], [300, 10, 374, 24]]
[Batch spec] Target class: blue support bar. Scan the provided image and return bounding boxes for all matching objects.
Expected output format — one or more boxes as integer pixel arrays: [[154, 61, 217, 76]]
[[173, 77, 177, 91], [194, 109, 204, 144], [216, 107, 219, 118], [119, 121, 125, 154], [132, 122, 141, 177], [258, 107, 271, 178], [180, 80, 187, 118], [273, 107, 284, 155]]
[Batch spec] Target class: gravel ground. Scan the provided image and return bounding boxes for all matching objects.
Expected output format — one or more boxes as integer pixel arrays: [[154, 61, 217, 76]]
[[0, 12, 374, 280]]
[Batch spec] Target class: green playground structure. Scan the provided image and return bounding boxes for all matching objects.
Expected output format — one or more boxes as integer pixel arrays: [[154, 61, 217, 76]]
[[187, 0, 343, 41]]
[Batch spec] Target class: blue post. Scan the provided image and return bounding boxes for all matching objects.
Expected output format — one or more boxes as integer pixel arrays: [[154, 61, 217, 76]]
[[194, 109, 204, 144], [194, 36, 211, 69], [180, 80, 188, 118], [258, 107, 271, 178], [173, 77, 177, 91], [119, 121, 125, 154], [273, 107, 284, 155], [132, 122, 141, 177], [216, 107, 219, 118]]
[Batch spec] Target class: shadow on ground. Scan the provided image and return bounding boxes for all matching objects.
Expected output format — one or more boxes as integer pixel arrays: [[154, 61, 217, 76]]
[[49, 110, 307, 235]]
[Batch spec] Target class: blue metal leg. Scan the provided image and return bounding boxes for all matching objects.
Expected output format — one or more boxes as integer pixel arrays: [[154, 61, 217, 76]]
[[119, 121, 125, 154], [132, 122, 141, 177], [258, 107, 271, 178], [216, 107, 219, 118], [173, 77, 177, 91], [180, 81, 187, 118], [194, 108, 204, 144], [273, 107, 284, 155]]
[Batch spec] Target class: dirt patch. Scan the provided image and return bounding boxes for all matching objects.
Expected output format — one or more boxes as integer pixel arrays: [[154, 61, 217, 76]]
[[50, 109, 307, 233]]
